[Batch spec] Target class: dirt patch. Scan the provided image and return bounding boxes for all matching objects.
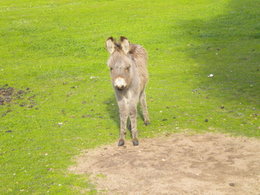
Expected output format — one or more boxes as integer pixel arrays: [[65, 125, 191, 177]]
[[0, 86, 16, 105], [0, 85, 28, 105], [69, 133, 260, 194], [0, 84, 36, 110]]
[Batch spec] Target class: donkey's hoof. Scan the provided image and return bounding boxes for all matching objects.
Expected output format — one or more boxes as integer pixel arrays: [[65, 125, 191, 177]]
[[132, 138, 139, 146], [144, 121, 150, 126], [118, 139, 125, 146]]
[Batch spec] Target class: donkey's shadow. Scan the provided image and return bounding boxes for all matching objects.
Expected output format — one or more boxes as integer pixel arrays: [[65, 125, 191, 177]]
[[104, 95, 145, 129], [104, 95, 120, 128]]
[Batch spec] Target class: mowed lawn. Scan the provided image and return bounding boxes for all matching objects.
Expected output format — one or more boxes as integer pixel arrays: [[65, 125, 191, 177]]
[[0, 0, 259, 193]]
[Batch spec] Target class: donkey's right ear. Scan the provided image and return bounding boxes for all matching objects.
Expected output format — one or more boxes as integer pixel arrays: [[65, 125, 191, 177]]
[[106, 37, 115, 54]]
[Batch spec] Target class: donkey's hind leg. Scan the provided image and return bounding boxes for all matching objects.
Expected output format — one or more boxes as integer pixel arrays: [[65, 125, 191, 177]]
[[140, 90, 150, 125]]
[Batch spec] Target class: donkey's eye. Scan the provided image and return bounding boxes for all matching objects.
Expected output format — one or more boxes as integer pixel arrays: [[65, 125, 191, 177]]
[[126, 67, 130, 71], [110, 67, 113, 71]]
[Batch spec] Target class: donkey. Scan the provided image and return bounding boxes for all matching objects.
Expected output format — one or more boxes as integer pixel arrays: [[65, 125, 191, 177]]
[[105, 36, 150, 146]]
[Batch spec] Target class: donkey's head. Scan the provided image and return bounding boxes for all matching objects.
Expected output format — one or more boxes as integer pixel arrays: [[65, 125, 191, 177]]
[[106, 36, 134, 91]]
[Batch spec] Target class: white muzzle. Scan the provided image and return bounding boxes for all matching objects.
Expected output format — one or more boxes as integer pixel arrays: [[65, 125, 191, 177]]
[[114, 77, 127, 90]]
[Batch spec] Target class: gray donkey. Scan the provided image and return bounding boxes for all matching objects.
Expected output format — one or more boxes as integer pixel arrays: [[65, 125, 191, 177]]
[[105, 36, 150, 146]]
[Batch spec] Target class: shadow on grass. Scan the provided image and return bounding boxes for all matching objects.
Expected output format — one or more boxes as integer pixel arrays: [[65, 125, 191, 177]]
[[179, 0, 260, 105], [104, 95, 120, 128], [104, 94, 146, 130]]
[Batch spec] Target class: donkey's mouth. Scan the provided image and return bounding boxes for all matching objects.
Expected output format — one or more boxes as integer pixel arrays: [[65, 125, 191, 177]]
[[116, 87, 125, 91]]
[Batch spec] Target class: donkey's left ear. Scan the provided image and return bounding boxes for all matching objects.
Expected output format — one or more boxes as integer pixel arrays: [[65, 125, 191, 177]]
[[120, 36, 130, 54]]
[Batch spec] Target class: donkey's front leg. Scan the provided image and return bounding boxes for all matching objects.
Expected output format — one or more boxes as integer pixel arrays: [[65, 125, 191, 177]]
[[118, 103, 128, 146], [129, 103, 139, 146]]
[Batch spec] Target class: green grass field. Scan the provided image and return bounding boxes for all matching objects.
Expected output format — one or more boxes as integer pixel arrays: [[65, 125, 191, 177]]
[[0, 0, 259, 193]]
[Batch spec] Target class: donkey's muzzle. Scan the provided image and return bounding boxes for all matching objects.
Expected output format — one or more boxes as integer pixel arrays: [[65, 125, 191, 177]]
[[114, 77, 127, 90]]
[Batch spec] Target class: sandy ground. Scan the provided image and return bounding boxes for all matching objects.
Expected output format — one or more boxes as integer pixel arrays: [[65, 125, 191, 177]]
[[69, 133, 260, 194]]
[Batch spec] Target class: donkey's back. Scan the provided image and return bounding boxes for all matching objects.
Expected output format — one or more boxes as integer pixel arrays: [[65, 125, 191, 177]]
[[129, 44, 148, 90]]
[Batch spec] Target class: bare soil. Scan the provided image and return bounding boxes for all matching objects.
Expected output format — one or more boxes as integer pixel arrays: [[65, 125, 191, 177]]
[[0, 85, 29, 105], [69, 133, 260, 194], [0, 85, 36, 115]]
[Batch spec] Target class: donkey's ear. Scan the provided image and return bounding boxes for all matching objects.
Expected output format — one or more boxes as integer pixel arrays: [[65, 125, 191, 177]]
[[106, 37, 116, 54], [120, 36, 130, 54]]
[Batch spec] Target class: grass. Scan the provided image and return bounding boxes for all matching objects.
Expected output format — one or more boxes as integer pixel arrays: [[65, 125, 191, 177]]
[[0, 0, 259, 193]]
